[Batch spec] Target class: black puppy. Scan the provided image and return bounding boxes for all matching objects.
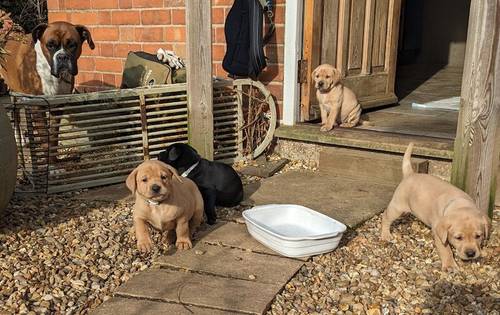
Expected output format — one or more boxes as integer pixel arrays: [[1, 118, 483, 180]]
[[158, 143, 244, 224]]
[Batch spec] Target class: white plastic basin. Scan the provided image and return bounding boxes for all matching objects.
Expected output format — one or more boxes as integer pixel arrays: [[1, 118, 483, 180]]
[[242, 204, 347, 258]]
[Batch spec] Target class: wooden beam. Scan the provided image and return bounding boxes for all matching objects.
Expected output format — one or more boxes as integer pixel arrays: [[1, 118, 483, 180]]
[[186, 0, 214, 160], [451, 0, 500, 217], [300, 0, 323, 122]]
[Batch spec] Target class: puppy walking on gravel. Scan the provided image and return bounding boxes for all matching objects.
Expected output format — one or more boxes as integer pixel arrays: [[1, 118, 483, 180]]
[[312, 64, 368, 131], [380, 143, 490, 271], [126, 160, 204, 253]]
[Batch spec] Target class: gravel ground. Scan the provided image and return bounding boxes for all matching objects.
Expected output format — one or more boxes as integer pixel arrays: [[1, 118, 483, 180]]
[[0, 194, 158, 314], [0, 161, 279, 314], [268, 209, 500, 315], [1, 158, 498, 314]]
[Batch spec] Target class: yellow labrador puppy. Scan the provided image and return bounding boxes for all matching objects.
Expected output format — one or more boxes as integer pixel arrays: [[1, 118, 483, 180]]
[[126, 160, 204, 252], [381, 143, 490, 271], [312, 64, 364, 131]]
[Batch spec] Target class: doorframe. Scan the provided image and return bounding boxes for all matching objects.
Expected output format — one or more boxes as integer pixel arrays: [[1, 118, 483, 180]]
[[282, 0, 304, 126], [451, 0, 499, 216]]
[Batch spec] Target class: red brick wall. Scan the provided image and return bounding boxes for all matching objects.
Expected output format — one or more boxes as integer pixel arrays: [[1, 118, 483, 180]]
[[47, 0, 285, 117]]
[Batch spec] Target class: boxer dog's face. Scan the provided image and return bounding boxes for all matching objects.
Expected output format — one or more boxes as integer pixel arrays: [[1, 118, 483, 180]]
[[32, 22, 95, 81]]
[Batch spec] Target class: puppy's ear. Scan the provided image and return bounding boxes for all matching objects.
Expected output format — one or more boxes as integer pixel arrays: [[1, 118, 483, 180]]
[[163, 164, 183, 183], [168, 146, 180, 161], [126, 167, 138, 194], [481, 214, 491, 239], [332, 67, 342, 84], [75, 25, 95, 50], [311, 66, 320, 80], [32, 23, 48, 44], [434, 218, 450, 244]]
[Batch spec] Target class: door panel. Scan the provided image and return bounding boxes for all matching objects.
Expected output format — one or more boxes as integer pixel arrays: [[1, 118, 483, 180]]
[[372, 0, 390, 68], [300, 0, 401, 121], [347, 0, 366, 73]]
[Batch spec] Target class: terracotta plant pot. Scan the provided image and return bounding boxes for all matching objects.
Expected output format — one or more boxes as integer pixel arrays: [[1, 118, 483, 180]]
[[0, 103, 16, 212]]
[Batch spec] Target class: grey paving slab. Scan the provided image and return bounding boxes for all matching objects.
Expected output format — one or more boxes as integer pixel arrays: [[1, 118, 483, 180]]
[[319, 146, 429, 186], [240, 158, 289, 178], [199, 221, 309, 260], [115, 269, 282, 315], [91, 297, 238, 315], [155, 242, 303, 285], [246, 170, 394, 228], [74, 183, 132, 202]]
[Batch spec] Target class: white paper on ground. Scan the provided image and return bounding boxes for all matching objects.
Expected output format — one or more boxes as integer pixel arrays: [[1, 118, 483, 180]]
[[412, 96, 460, 111]]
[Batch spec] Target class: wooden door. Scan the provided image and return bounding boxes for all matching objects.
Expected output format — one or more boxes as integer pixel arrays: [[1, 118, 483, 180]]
[[300, 0, 402, 121]]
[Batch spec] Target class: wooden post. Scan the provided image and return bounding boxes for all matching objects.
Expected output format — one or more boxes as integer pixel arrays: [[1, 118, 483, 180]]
[[451, 0, 500, 217], [300, 0, 323, 122], [282, 0, 303, 126], [186, 0, 214, 160]]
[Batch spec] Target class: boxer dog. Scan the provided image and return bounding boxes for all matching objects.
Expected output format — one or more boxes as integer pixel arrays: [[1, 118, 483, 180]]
[[0, 21, 94, 95], [0, 21, 94, 161]]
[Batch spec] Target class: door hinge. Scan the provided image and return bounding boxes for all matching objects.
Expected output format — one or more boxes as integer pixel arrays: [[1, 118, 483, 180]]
[[298, 59, 308, 83]]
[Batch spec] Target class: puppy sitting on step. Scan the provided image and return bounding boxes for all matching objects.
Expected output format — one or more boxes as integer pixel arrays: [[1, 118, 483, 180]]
[[380, 143, 490, 271], [126, 160, 204, 252], [312, 64, 367, 131]]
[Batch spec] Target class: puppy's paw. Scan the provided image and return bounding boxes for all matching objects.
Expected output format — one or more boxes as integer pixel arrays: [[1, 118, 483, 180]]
[[176, 238, 193, 250], [441, 260, 459, 272], [320, 125, 333, 132], [380, 230, 393, 241], [340, 123, 355, 128], [165, 230, 176, 245], [207, 218, 217, 225], [137, 237, 153, 253]]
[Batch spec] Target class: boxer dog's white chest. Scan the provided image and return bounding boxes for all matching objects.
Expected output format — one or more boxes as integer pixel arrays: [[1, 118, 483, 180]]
[[34, 42, 72, 96]]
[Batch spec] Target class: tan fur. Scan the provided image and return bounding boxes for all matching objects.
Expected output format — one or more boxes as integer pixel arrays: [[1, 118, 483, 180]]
[[126, 160, 204, 252], [0, 40, 43, 94], [312, 64, 364, 131], [380, 143, 491, 271]]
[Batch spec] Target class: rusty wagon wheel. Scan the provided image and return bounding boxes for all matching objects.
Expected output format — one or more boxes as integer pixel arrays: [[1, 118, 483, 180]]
[[233, 79, 277, 159]]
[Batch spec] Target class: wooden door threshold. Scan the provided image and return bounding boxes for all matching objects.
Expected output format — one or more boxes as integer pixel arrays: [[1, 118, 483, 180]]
[[275, 124, 454, 160]]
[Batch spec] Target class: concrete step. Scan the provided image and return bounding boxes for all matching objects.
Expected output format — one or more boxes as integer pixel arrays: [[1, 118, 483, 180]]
[[319, 147, 429, 186], [275, 124, 454, 159]]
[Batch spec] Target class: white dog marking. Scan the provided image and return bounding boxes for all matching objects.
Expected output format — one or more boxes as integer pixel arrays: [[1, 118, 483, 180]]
[[35, 42, 72, 95]]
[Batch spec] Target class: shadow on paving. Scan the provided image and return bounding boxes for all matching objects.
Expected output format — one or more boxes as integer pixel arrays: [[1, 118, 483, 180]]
[[245, 170, 394, 228]]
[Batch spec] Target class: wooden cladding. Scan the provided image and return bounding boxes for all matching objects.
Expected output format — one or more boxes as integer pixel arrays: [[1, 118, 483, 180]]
[[301, 0, 401, 120], [320, 0, 392, 76]]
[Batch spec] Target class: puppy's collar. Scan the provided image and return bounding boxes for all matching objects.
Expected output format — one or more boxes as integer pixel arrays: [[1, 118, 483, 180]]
[[181, 161, 200, 177], [146, 199, 161, 206]]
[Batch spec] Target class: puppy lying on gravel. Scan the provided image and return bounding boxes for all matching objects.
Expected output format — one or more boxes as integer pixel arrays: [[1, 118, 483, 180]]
[[126, 160, 204, 252], [381, 143, 490, 271], [159, 143, 243, 225]]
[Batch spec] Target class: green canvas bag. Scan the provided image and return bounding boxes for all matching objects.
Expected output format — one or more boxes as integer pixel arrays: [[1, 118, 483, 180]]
[[121, 51, 186, 89]]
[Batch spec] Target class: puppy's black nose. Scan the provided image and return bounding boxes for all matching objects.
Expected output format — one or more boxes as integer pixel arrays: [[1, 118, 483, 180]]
[[318, 81, 324, 87], [465, 249, 476, 258], [151, 184, 161, 193]]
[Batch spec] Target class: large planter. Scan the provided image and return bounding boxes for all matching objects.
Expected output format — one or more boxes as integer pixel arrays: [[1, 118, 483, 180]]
[[0, 102, 16, 212]]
